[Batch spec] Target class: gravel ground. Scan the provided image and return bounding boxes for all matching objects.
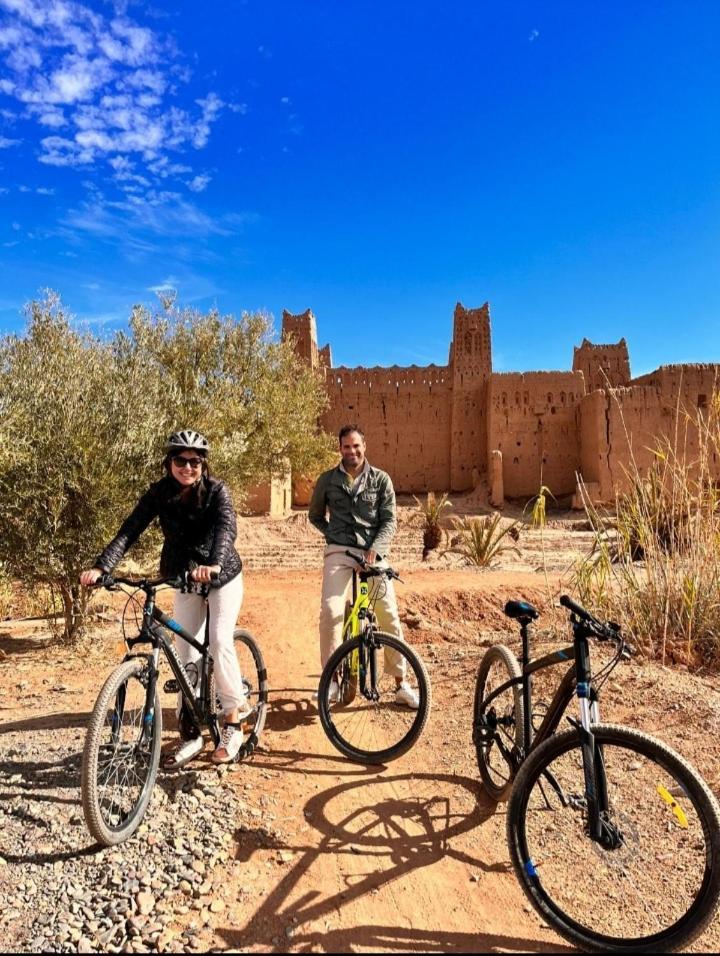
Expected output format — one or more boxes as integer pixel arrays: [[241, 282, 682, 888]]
[[0, 728, 254, 954]]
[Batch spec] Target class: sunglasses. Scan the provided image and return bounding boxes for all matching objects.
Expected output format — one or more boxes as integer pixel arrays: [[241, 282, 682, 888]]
[[172, 456, 204, 469]]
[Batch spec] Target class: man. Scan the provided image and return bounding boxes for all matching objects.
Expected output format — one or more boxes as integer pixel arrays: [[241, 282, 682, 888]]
[[308, 424, 419, 708]]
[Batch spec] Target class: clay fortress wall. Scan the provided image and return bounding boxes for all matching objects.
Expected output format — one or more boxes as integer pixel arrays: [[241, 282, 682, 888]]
[[281, 303, 720, 507]]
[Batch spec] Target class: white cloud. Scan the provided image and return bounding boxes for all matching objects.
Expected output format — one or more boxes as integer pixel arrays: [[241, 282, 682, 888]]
[[187, 173, 210, 192], [529, 29, 540, 42], [0, 135, 21, 147], [36, 185, 54, 194], [0, 0, 230, 179], [11, 220, 20, 229]]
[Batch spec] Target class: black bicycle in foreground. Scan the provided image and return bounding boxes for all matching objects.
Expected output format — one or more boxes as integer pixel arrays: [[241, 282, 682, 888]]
[[81, 573, 268, 846], [473, 594, 720, 952]]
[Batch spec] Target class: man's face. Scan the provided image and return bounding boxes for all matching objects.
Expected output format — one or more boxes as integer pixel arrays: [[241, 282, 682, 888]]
[[340, 431, 366, 471]]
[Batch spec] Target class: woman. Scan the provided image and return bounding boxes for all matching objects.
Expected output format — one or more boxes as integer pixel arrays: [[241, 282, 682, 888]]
[[80, 429, 249, 768]]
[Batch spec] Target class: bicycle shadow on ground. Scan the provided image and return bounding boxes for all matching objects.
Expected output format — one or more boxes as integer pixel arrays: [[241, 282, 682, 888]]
[[216, 771, 562, 953], [0, 749, 103, 864], [246, 743, 384, 778], [0, 710, 91, 735], [262, 694, 318, 733]]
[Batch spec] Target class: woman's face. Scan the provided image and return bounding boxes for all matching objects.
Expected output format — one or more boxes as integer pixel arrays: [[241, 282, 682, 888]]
[[170, 452, 205, 486]]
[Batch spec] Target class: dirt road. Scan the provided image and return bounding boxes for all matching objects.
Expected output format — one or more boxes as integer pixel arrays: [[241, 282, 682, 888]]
[[2, 566, 719, 952]]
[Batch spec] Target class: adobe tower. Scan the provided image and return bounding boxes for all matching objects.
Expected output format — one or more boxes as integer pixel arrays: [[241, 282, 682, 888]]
[[449, 302, 492, 490]]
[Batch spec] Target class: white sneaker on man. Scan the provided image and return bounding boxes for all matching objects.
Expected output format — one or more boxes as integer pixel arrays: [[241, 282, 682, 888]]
[[312, 680, 341, 703], [395, 683, 420, 709]]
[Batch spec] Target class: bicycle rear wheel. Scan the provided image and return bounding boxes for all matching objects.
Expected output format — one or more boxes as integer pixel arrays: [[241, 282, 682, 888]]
[[318, 631, 431, 764], [507, 723, 720, 951], [232, 629, 269, 758], [473, 644, 525, 801], [82, 657, 161, 846]]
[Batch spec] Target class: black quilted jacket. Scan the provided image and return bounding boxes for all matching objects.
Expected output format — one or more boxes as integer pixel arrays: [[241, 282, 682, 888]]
[[94, 475, 242, 586]]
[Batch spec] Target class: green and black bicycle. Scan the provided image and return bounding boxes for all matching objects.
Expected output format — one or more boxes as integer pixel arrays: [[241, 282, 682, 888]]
[[317, 551, 431, 764]]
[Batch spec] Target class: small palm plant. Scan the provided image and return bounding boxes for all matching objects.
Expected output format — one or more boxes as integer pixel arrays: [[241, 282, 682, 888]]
[[442, 513, 521, 568], [411, 491, 453, 559]]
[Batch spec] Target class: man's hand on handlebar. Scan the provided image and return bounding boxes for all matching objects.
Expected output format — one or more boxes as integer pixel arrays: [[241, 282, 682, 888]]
[[364, 549, 377, 566]]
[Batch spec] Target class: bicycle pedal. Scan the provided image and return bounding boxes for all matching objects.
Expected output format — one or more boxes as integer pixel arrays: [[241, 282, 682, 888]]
[[163, 679, 180, 693]]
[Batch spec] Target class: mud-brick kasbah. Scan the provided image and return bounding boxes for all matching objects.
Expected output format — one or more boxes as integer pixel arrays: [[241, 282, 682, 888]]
[[251, 301, 720, 514]]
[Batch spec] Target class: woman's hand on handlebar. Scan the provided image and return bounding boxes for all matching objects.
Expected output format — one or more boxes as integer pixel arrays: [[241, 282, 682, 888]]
[[190, 564, 221, 584], [80, 568, 104, 587]]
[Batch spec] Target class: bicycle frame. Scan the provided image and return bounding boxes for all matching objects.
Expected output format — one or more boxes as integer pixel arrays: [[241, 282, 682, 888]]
[[122, 586, 220, 746], [342, 568, 374, 640], [477, 615, 613, 843]]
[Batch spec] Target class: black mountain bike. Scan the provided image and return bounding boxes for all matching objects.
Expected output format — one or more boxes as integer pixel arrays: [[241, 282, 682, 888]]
[[318, 551, 431, 763], [81, 573, 268, 846], [473, 594, 720, 951]]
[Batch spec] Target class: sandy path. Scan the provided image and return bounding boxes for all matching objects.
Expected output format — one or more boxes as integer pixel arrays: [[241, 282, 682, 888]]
[[2, 565, 718, 952], [211, 569, 568, 952]]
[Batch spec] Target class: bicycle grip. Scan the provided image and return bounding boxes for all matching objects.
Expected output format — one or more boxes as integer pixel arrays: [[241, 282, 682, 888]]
[[559, 594, 594, 622]]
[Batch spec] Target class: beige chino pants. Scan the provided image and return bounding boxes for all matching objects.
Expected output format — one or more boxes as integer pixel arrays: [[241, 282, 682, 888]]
[[319, 545, 407, 679]]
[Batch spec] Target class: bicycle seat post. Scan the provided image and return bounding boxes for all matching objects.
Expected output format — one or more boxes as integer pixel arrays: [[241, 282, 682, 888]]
[[519, 618, 533, 749]]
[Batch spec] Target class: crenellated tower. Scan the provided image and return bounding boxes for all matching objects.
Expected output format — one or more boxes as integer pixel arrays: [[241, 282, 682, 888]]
[[572, 338, 631, 393], [282, 308, 320, 369], [450, 302, 492, 490]]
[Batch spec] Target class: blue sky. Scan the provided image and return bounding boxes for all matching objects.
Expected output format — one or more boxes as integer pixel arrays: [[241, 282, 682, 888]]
[[1, 0, 719, 376]]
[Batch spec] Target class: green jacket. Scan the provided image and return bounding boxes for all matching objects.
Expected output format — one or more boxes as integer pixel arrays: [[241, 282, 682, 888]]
[[308, 462, 397, 557]]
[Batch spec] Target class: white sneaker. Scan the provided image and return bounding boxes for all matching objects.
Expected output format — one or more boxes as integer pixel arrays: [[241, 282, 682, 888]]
[[396, 683, 420, 710], [212, 723, 244, 764], [163, 735, 203, 771]]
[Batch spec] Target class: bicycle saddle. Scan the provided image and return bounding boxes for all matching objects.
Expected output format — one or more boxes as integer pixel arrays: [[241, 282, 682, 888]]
[[504, 600, 539, 621]]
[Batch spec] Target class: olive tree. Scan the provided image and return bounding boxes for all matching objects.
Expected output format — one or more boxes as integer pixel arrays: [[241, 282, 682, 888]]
[[0, 293, 169, 641], [0, 292, 332, 642], [125, 297, 333, 490]]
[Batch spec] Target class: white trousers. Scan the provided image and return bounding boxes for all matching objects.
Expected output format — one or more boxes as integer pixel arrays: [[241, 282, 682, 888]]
[[319, 545, 407, 679], [173, 572, 247, 715]]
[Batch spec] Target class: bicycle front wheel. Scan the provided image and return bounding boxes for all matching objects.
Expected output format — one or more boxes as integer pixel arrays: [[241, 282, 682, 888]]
[[82, 658, 161, 846], [233, 628, 269, 758], [507, 723, 720, 952], [473, 644, 525, 801], [318, 631, 431, 764]]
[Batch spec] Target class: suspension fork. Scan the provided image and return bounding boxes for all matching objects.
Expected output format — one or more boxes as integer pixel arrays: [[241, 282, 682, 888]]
[[140, 645, 161, 746], [573, 634, 609, 842]]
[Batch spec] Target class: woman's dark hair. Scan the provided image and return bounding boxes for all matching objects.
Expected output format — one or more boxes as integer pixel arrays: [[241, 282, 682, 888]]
[[163, 451, 211, 510]]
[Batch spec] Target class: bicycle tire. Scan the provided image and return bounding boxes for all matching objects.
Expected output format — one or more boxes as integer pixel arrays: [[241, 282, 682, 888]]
[[507, 723, 720, 952], [473, 644, 525, 801], [82, 657, 161, 846], [233, 628, 269, 759], [318, 630, 431, 764]]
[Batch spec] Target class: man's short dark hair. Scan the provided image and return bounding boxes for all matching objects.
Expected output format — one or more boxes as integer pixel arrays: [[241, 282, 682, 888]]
[[338, 424, 365, 443]]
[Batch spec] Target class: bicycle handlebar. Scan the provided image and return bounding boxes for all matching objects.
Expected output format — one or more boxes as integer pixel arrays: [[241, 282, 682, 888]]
[[92, 570, 219, 591], [344, 549, 402, 581], [560, 594, 622, 643]]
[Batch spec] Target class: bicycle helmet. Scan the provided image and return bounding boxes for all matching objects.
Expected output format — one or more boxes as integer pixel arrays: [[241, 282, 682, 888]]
[[165, 430, 210, 455]]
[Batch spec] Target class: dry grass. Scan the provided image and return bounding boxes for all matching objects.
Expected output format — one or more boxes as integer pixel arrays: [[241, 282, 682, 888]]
[[574, 393, 720, 670]]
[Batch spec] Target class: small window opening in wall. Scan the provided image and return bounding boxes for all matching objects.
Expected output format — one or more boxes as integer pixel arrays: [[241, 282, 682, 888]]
[[516, 440, 521, 446], [698, 394, 707, 409], [513, 457, 519, 464], [551, 406, 556, 414]]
